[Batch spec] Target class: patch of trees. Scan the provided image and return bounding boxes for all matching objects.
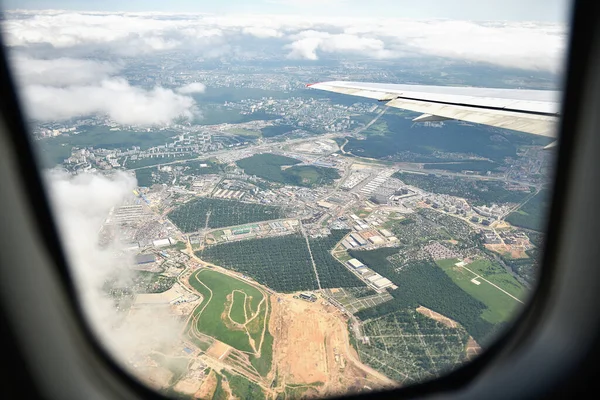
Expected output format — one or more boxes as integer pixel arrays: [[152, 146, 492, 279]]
[[351, 248, 495, 344], [168, 198, 284, 232], [135, 167, 171, 187], [236, 153, 339, 187], [394, 172, 532, 206], [200, 235, 318, 292], [309, 230, 366, 288], [505, 189, 551, 231]]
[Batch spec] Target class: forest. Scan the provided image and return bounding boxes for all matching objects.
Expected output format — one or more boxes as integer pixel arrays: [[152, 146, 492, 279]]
[[168, 198, 284, 232], [236, 153, 340, 187], [200, 230, 365, 292], [200, 234, 319, 292], [505, 189, 551, 231], [394, 172, 532, 206], [350, 248, 498, 345], [308, 230, 366, 289], [342, 111, 551, 163]]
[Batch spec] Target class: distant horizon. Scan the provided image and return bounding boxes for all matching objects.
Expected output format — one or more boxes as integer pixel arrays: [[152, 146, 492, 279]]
[[2, 0, 571, 22]]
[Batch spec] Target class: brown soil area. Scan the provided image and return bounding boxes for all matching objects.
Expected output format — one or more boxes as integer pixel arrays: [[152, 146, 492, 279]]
[[220, 377, 235, 399], [136, 366, 173, 390], [416, 306, 459, 328], [206, 341, 232, 360], [465, 337, 482, 361], [485, 244, 529, 259], [492, 221, 511, 230], [195, 370, 217, 399], [173, 378, 202, 396], [270, 295, 397, 397]]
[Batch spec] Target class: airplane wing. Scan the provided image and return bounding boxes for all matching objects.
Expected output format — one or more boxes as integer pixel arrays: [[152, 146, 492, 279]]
[[307, 81, 561, 139]]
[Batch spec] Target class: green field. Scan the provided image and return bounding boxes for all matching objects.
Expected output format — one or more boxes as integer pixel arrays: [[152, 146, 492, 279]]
[[168, 198, 284, 231], [222, 371, 266, 400], [436, 259, 526, 324], [187, 270, 270, 354], [236, 153, 340, 187]]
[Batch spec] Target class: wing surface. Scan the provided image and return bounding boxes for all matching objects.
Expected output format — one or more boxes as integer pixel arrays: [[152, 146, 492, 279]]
[[307, 81, 560, 137]]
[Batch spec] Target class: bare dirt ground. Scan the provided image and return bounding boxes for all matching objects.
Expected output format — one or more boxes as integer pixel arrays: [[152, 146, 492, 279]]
[[194, 370, 217, 399], [220, 377, 235, 399], [270, 294, 397, 397], [136, 366, 173, 390], [416, 306, 458, 328], [485, 243, 529, 259], [492, 220, 511, 230], [465, 337, 482, 361], [173, 377, 202, 396], [206, 340, 232, 360]]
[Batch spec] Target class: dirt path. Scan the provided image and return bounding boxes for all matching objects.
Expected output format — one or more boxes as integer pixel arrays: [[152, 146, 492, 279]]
[[300, 222, 322, 290]]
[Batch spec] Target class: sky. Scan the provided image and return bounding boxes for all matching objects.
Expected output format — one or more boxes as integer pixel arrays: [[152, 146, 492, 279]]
[[1, 2, 570, 126], [4, 0, 572, 22]]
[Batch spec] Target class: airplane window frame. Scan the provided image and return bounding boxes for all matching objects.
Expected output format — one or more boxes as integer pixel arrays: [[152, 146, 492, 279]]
[[1, 1, 598, 398]]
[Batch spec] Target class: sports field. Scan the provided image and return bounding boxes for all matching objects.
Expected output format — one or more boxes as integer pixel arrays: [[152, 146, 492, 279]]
[[187, 269, 270, 355]]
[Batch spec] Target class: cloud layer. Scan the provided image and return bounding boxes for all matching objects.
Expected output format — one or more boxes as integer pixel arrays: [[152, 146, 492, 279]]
[[8, 54, 201, 125], [4, 10, 567, 72], [44, 170, 183, 368]]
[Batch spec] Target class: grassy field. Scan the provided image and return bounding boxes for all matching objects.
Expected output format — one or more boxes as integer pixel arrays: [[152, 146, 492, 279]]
[[222, 370, 266, 400], [436, 259, 526, 324], [187, 269, 269, 354], [230, 291, 248, 324]]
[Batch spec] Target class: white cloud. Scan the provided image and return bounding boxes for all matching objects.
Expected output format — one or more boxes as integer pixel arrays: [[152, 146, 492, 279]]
[[286, 31, 393, 60], [10, 55, 119, 86], [23, 78, 198, 125], [176, 82, 207, 94], [2, 10, 567, 72], [44, 170, 183, 371], [243, 26, 283, 38]]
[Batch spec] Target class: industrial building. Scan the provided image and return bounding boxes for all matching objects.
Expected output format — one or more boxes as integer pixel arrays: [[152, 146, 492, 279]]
[[347, 258, 365, 269], [299, 292, 317, 302], [372, 277, 393, 289], [153, 237, 175, 247], [135, 254, 156, 265], [350, 233, 368, 246]]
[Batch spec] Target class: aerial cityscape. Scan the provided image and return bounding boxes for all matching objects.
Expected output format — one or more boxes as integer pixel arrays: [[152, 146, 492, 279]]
[[2, 5, 563, 400]]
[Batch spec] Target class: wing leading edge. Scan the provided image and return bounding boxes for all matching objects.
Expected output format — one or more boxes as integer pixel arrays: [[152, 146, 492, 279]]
[[307, 81, 561, 138]]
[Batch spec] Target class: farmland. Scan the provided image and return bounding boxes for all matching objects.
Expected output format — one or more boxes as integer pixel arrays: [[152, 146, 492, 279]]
[[168, 198, 284, 232], [187, 269, 271, 356], [356, 309, 471, 385], [236, 153, 340, 187]]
